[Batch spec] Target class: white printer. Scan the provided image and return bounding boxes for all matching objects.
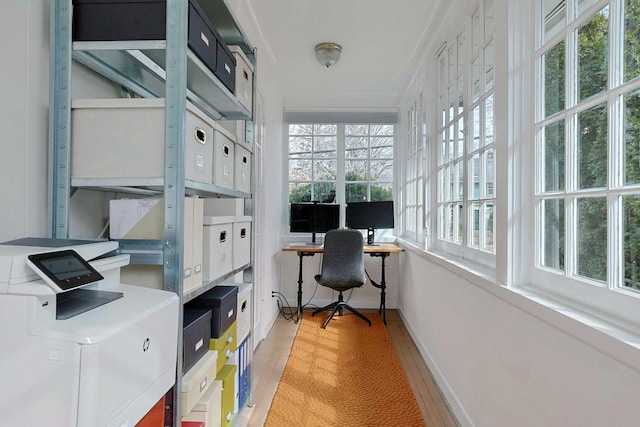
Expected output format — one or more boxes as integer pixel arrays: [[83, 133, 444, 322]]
[[0, 238, 179, 427]]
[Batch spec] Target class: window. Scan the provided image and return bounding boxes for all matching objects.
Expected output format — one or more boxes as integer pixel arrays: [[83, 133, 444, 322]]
[[435, 0, 495, 266], [287, 122, 394, 226], [401, 97, 426, 243], [534, 0, 640, 320], [344, 125, 394, 203], [288, 124, 338, 203]]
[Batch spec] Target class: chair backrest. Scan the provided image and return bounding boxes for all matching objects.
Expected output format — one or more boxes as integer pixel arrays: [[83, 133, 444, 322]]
[[317, 229, 366, 290]]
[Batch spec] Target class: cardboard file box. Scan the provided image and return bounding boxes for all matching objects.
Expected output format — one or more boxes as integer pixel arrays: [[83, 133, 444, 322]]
[[235, 283, 252, 344], [181, 350, 218, 417], [232, 218, 251, 270], [228, 46, 254, 113], [216, 364, 237, 427], [212, 125, 235, 190], [234, 144, 251, 194], [192, 285, 238, 338], [209, 321, 237, 374], [218, 120, 250, 150], [203, 216, 234, 282], [71, 98, 214, 186], [181, 379, 222, 427], [203, 199, 244, 217], [183, 308, 212, 373], [72, 0, 219, 75], [110, 197, 204, 294]]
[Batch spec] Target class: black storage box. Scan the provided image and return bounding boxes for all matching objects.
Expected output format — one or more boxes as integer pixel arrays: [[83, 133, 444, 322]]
[[183, 307, 212, 373], [215, 40, 236, 93], [72, 0, 219, 76], [190, 285, 237, 338]]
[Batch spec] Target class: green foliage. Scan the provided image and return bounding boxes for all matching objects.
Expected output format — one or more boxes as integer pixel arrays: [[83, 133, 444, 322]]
[[577, 198, 607, 282], [578, 11, 608, 101]]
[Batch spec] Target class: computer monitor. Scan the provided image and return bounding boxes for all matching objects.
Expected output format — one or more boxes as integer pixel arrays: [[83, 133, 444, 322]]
[[289, 202, 340, 244], [345, 200, 395, 245]]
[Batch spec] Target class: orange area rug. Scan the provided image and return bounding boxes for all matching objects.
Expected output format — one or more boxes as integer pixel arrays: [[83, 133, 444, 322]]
[[264, 311, 426, 427]]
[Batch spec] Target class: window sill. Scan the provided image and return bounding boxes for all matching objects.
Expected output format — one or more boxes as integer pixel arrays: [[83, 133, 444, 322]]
[[396, 238, 640, 374]]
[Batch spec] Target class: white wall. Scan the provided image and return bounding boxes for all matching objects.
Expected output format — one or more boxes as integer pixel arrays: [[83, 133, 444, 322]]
[[399, 249, 640, 427], [228, 0, 285, 344], [0, 0, 50, 242]]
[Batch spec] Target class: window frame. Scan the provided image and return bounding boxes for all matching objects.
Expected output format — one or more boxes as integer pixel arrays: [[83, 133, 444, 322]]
[[285, 122, 396, 235], [529, 0, 640, 328], [433, 0, 497, 269]]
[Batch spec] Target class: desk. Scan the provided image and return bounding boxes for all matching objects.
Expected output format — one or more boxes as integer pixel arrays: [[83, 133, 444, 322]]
[[282, 243, 404, 324]]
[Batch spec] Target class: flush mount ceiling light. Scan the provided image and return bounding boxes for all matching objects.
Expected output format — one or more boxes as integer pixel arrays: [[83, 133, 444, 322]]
[[315, 42, 342, 68]]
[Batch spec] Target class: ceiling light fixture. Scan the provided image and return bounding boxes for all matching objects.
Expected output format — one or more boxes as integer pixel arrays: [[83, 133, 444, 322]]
[[315, 42, 342, 68]]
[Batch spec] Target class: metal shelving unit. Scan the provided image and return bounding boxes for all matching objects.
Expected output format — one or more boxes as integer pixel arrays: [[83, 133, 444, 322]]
[[49, 1, 256, 425]]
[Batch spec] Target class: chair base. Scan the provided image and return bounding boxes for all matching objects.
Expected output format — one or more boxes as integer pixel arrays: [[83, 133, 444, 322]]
[[312, 292, 371, 329]]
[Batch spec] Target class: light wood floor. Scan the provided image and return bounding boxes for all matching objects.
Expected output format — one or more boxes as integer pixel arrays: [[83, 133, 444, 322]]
[[235, 309, 458, 427]]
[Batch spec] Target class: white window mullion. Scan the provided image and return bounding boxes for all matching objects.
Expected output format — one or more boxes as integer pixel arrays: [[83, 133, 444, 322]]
[[336, 125, 346, 226]]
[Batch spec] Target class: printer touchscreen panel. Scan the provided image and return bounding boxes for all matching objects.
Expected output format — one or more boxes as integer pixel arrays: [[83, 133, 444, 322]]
[[27, 249, 104, 292]]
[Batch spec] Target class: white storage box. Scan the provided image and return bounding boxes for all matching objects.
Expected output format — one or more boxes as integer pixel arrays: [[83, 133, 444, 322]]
[[232, 217, 252, 270], [181, 380, 223, 427], [236, 283, 252, 344], [228, 45, 254, 114], [213, 125, 235, 190], [71, 98, 214, 185], [234, 144, 251, 194], [204, 199, 244, 217], [218, 120, 250, 149], [109, 197, 203, 294], [181, 350, 219, 417], [203, 216, 234, 282]]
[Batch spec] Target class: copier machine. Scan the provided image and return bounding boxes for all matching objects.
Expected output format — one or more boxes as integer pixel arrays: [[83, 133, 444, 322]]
[[0, 238, 179, 426]]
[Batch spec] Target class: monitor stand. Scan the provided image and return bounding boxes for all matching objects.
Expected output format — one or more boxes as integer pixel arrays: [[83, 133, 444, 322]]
[[304, 232, 321, 246], [366, 228, 378, 245]]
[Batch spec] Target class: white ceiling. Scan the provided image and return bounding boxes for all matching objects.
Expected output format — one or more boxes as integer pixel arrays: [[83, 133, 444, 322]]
[[245, 0, 442, 107]]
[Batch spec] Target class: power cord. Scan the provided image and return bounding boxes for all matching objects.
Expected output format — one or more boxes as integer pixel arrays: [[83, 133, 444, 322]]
[[271, 291, 299, 321]]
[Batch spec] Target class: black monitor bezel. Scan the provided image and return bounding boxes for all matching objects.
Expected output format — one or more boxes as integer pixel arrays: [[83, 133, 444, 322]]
[[345, 200, 395, 230], [289, 202, 340, 233]]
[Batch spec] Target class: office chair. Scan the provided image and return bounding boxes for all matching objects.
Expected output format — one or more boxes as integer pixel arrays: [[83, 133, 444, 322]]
[[312, 229, 372, 328]]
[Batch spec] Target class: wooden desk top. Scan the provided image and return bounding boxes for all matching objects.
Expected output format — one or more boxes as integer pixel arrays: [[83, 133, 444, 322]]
[[282, 242, 404, 254]]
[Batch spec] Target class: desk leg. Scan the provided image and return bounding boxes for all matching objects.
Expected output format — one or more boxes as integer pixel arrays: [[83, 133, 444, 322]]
[[296, 252, 315, 323], [369, 253, 389, 325], [379, 254, 388, 324]]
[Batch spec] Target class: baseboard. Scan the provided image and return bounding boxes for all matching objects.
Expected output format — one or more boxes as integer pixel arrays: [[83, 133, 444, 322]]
[[397, 308, 474, 427]]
